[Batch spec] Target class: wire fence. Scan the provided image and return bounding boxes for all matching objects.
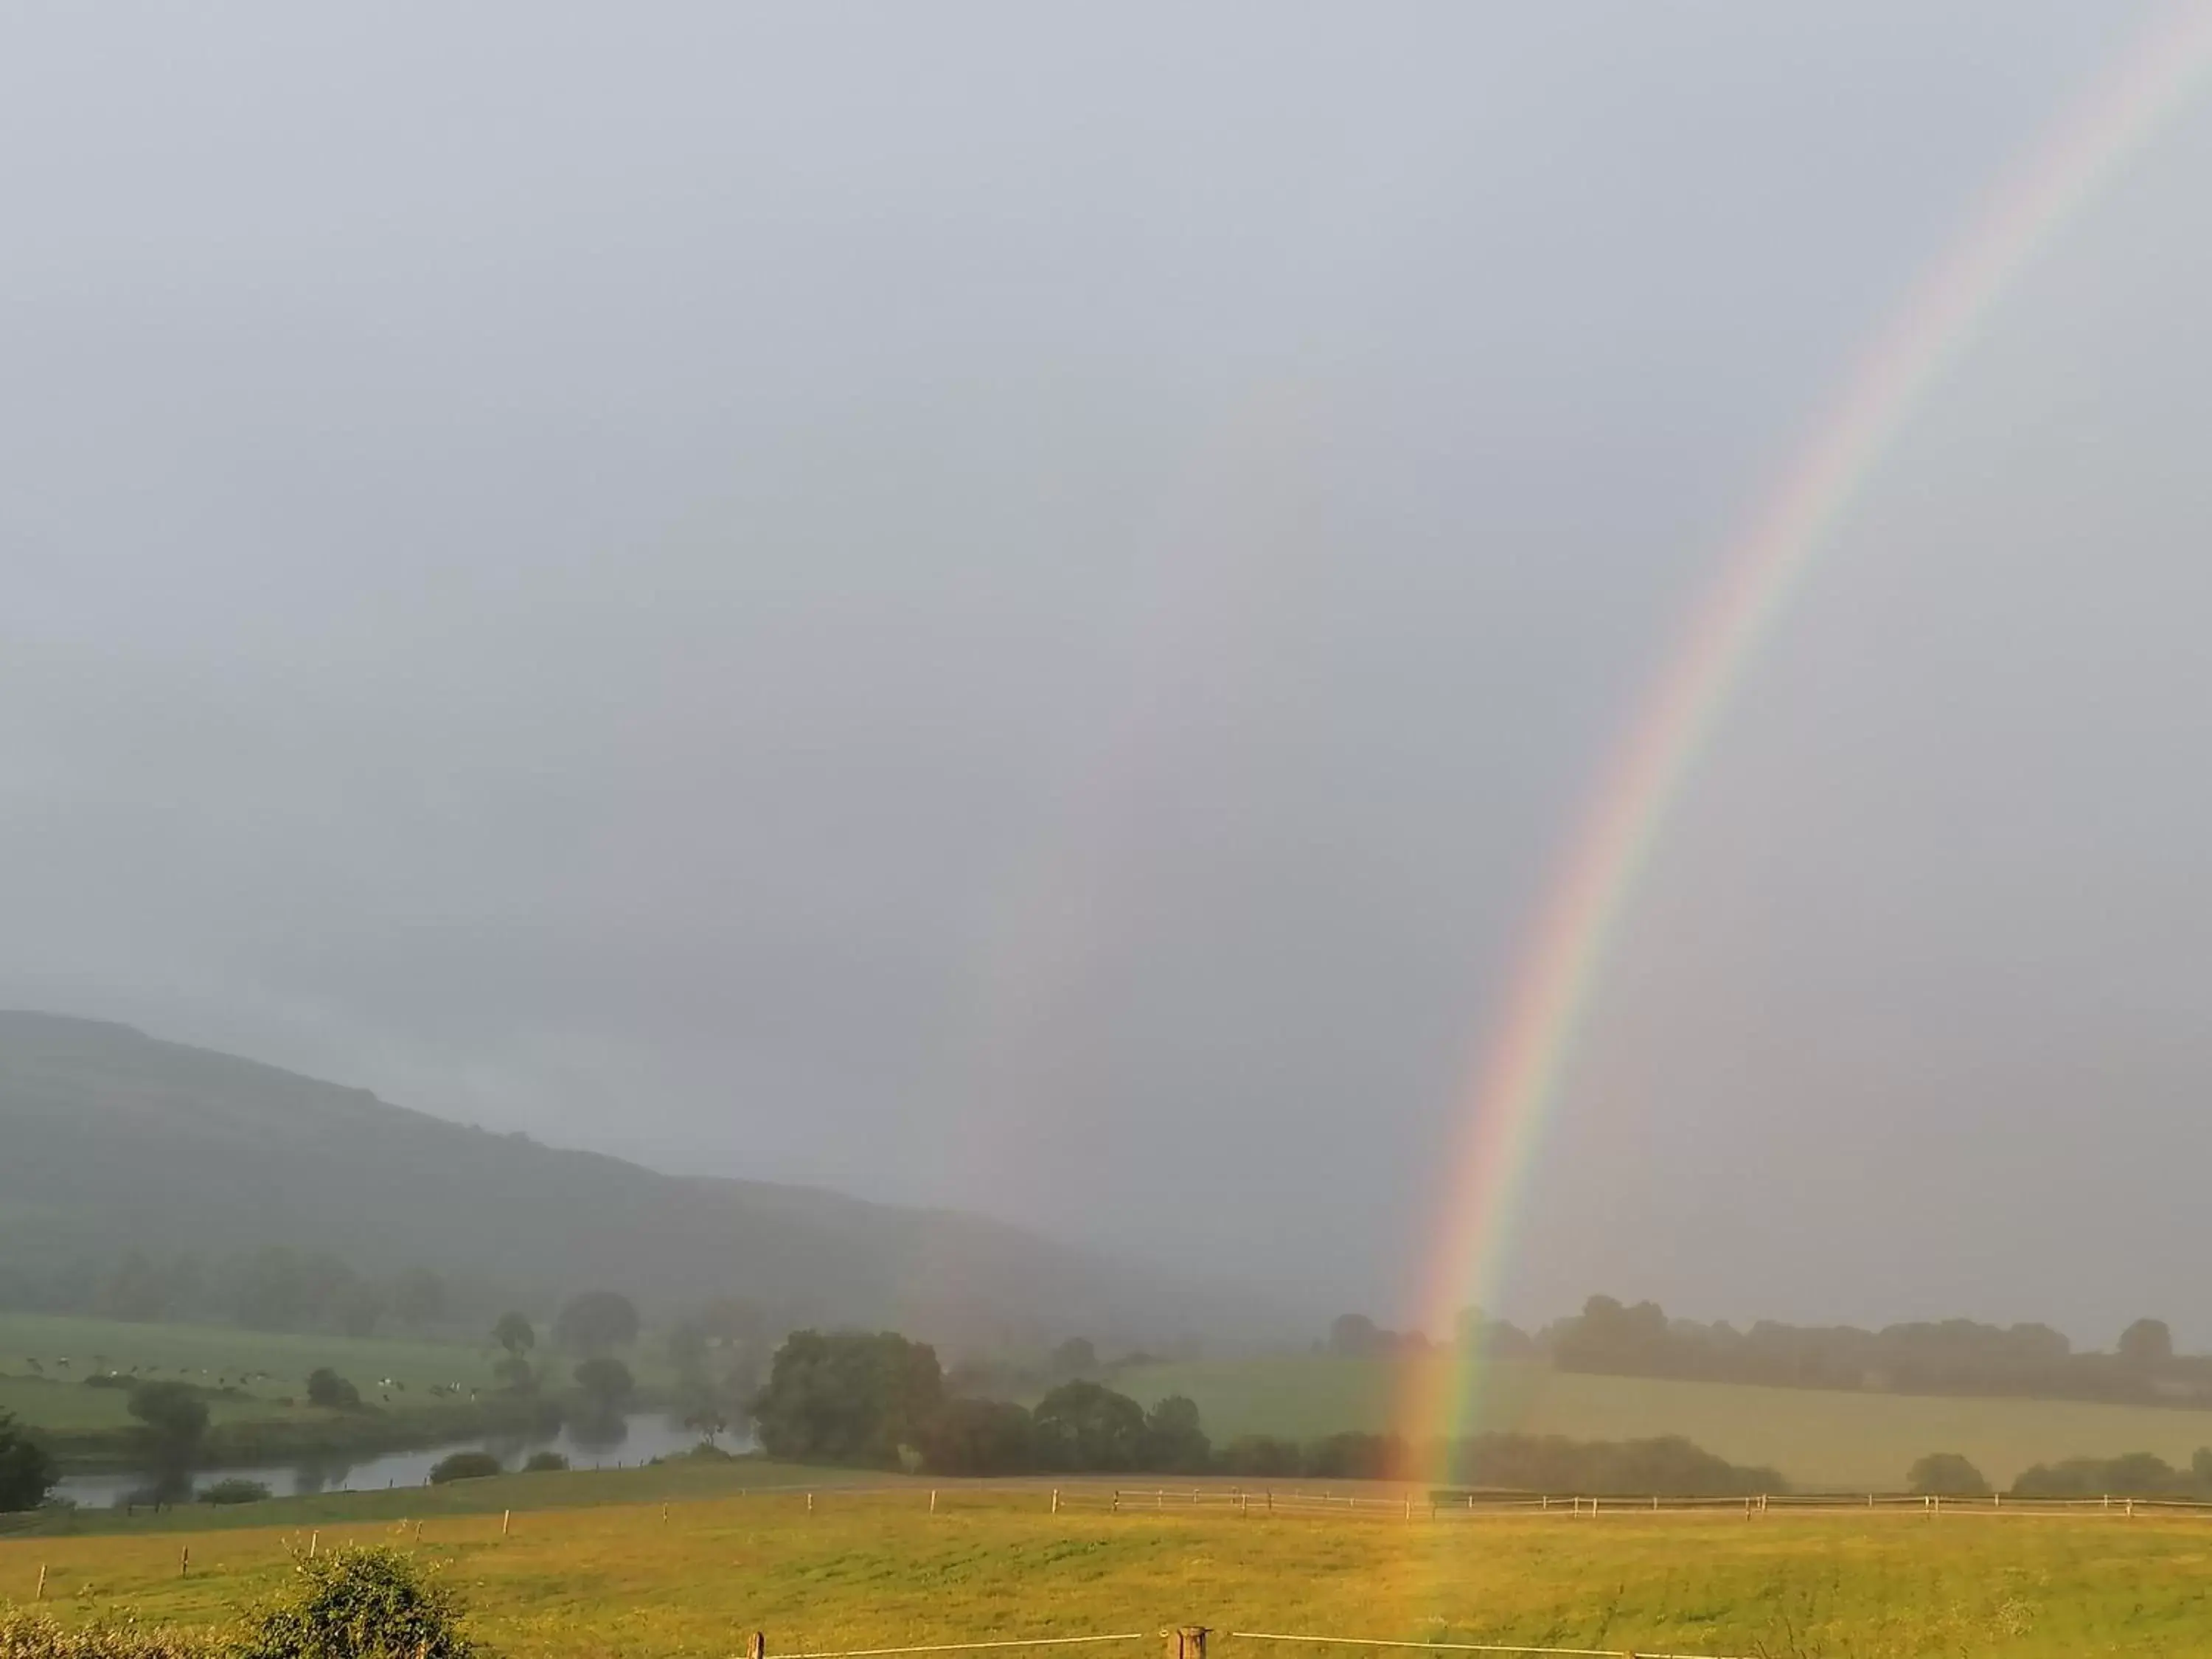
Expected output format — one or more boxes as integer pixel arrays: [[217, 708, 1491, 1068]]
[[745, 1625, 1756, 1659]]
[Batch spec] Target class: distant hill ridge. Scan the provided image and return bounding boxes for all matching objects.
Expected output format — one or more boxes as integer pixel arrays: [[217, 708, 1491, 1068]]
[[0, 1010, 1266, 1347]]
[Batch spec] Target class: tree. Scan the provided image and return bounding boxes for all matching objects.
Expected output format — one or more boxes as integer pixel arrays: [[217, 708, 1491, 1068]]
[[492, 1312, 537, 1391], [1906, 1452, 1991, 1497], [0, 1408, 58, 1512], [572, 1356, 636, 1416], [128, 1380, 210, 1455], [1328, 1314, 1382, 1357], [1140, 1394, 1211, 1473], [307, 1368, 363, 1410], [391, 1267, 450, 1330], [922, 1398, 1036, 1475], [750, 1329, 945, 1467], [493, 1311, 536, 1357], [1032, 1380, 1147, 1472], [2119, 1318, 2174, 1371], [553, 1290, 641, 1355]]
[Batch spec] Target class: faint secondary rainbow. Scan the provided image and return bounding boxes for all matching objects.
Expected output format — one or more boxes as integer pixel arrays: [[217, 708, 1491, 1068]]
[[1405, 2, 2212, 1450]]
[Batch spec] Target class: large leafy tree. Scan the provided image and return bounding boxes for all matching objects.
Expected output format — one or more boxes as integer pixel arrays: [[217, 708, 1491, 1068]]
[[750, 1329, 944, 1467], [0, 1410, 58, 1512], [1032, 1380, 1147, 1472]]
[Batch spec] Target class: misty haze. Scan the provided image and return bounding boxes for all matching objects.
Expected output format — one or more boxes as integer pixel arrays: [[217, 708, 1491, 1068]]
[[7, 4, 2212, 1655]]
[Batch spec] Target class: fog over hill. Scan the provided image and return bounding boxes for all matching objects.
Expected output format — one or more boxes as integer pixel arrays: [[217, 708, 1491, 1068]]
[[0, 1011, 1300, 1349]]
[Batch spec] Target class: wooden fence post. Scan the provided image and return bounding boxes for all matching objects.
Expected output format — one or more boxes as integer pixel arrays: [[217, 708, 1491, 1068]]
[[413, 1520, 423, 1543], [931, 1489, 938, 1514], [309, 1531, 319, 1557], [501, 1510, 512, 1538], [807, 1492, 815, 1515], [1051, 1489, 1060, 1514], [35, 1564, 47, 1601], [1166, 1627, 1207, 1659], [748, 1634, 765, 1659], [178, 1546, 189, 1579]]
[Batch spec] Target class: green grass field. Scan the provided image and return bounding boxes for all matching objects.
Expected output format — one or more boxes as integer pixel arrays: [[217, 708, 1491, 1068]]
[[10, 1480, 2212, 1657], [0, 1313, 574, 1468], [1115, 1355, 2212, 1490]]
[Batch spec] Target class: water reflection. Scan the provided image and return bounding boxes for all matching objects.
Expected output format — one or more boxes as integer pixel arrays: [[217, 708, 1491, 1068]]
[[53, 1411, 740, 1509]]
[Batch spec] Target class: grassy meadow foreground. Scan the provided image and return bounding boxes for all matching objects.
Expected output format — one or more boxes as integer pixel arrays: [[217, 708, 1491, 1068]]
[[1119, 1354, 2212, 1489], [10, 1479, 2212, 1658]]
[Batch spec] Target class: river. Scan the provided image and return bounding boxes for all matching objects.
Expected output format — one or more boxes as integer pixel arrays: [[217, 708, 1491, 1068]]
[[54, 1411, 751, 1509]]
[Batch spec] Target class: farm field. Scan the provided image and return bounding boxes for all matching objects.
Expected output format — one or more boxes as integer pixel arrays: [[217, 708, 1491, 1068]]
[[0, 1312, 581, 1467], [10, 1483, 2212, 1658], [1114, 1354, 2212, 1490]]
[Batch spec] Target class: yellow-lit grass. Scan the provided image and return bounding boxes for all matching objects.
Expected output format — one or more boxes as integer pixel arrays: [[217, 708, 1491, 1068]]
[[12, 1486, 2212, 1658]]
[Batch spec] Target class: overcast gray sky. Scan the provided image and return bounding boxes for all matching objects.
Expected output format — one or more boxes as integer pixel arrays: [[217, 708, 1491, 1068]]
[[7, 3, 2211, 1340]]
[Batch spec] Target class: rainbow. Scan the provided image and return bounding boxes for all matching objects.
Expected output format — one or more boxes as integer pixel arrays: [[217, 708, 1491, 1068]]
[[1405, 2, 2212, 1453]]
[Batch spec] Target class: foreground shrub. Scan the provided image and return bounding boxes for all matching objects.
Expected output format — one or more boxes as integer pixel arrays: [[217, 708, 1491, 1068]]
[[200, 1478, 273, 1505], [240, 1545, 477, 1659], [0, 1611, 222, 1659], [426, 1452, 501, 1485], [520, 1451, 568, 1472]]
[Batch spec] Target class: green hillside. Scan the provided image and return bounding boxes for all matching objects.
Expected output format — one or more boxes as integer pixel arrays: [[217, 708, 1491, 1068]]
[[1114, 1354, 2212, 1489], [0, 1012, 1273, 1348]]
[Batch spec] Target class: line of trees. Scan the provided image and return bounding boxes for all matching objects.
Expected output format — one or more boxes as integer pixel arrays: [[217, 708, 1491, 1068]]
[[1320, 1297, 2212, 1411], [747, 1327, 1784, 1492], [1539, 1297, 2210, 1405]]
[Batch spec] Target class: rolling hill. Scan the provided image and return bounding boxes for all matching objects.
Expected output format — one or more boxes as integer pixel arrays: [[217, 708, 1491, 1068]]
[[0, 1011, 1281, 1349]]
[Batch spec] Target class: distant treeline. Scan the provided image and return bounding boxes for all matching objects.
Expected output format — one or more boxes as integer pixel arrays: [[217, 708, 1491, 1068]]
[[0, 1246, 470, 1337], [1322, 1298, 2212, 1410], [1539, 1297, 2211, 1406], [754, 1328, 1784, 1493]]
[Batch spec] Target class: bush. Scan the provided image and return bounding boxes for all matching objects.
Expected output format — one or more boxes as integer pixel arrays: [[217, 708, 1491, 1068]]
[[199, 1478, 274, 1505], [0, 1610, 223, 1659], [1907, 1452, 1991, 1497], [238, 1545, 476, 1659], [426, 1452, 502, 1485], [306, 1368, 363, 1411], [520, 1451, 568, 1472], [0, 1410, 59, 1512]]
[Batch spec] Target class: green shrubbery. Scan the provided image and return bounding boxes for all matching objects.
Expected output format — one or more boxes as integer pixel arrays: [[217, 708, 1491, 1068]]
[[0, 1612, 222, 1659], [520, 1451, 568, 1473], [198, 1478, 273, 1505], [0, 1548, 474, 1659], [240, 1545, 476, 1659], [427, 1452, 502, 1484]]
